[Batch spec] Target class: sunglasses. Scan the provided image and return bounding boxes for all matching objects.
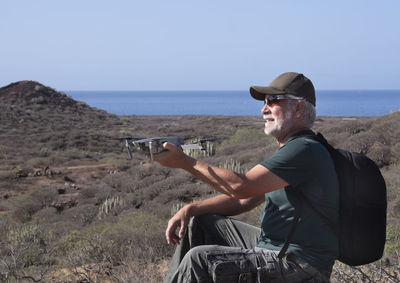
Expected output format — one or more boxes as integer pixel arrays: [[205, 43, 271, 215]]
[[264, 94, 303, 106]]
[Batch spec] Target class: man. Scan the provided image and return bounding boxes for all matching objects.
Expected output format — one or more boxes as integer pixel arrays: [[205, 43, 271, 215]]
[[155, 72, 339, 283]]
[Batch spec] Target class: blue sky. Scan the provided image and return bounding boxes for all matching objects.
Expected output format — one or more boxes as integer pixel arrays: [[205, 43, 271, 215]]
[[1, 0, 399, 91]]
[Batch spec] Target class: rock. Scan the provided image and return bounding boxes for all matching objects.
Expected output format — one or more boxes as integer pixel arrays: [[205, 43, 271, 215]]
[[64, 176, 74, 182], [44, 166, 54, 176], [51, 193, 79, 211]]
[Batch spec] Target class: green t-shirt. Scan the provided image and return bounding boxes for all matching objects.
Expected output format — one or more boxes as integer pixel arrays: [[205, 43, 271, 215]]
[[257, 130, 339, 272]]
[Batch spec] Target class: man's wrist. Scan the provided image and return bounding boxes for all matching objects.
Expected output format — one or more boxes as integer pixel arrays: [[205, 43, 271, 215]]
[[184, 202, 199, 218]]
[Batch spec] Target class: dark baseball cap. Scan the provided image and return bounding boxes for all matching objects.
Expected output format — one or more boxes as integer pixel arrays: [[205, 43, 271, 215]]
[[249, 72, 316, 106]]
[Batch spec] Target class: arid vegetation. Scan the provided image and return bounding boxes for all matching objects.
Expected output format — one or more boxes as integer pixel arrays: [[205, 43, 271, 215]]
[[0, 81, 399, 282]]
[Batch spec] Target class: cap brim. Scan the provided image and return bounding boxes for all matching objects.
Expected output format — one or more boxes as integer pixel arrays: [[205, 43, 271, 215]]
[[249, 86, 285, 100]]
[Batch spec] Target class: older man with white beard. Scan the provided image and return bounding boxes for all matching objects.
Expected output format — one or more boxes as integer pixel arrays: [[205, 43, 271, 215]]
[[155, 72, 339, 283]]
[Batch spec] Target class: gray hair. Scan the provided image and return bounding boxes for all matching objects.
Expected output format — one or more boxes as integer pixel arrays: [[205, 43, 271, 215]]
[[286, 95, 316, 128], [302, 100, 316, 128]]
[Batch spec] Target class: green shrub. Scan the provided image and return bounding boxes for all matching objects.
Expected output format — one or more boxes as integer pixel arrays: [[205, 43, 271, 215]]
[[12, 166, 28, 178], [220, 128, 267, 148]]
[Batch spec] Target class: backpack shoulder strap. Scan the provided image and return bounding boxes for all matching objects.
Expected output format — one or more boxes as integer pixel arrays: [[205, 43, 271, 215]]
[[278, 132, 339, 258], [296, 132, 340, 236]]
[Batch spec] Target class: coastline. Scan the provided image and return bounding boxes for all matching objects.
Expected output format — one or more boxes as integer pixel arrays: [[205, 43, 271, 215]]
[[65, 89, 400, 117]]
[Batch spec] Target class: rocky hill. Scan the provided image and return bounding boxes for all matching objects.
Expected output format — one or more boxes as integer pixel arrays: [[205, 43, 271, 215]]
[[0, 80, 122, 132], [0, 80, 78, 108], [0, 81, 129, 172]]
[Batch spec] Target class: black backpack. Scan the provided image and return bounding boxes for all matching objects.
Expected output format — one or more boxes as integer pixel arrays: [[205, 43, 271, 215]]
[[279, 132, 387, 266]]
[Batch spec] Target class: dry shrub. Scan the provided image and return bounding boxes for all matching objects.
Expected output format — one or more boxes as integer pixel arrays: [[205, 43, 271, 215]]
[[109, 158, 132, 170], [143, 174, 199, 202], [30, 186, 58, 208], [393, 199, 400, 218], [102, 172, 137, 193], [0, 170, 13, 181], [33, 207, 60, 224], [92, 182, 113, 203], [367, 143, 392, 167], [337, 120, 373, 135], [148, 184, 208, 218], [331, 260, 400, 282], [390, 142, 400, 164], [382, 164, 400, 201], [0, 220, 57, 282], [26, 157, 51, 168], [60, 204, 99, 226], [80, 186, 97, 199], [112, 259, 170, 283], [331, 222, 400, 282], [11, 196, 42, 223], [56, 211, 172, 282], [339, 131, 381, 154]]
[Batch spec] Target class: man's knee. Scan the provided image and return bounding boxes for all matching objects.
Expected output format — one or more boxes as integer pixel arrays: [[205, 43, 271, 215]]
[[177, 245, 216, 282], [183, 246, 258, 283], [184, 245, 211, 262]]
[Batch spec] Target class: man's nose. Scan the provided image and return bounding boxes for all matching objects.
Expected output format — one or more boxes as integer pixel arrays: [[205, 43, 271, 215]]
[[261, 103, 269, 114]]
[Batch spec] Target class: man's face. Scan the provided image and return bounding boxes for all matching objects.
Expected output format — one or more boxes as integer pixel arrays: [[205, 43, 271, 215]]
[[261, 95, 295, 140]]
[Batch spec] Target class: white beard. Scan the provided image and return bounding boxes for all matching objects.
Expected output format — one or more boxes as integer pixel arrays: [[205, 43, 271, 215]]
[[264, 110, 293, 140]]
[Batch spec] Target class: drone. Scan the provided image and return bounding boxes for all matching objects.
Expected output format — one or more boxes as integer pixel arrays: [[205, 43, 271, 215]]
[[123, 136, 223, 161]]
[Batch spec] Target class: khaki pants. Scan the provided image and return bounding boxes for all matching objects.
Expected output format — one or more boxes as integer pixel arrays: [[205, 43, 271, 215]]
[[164, 215, 331, 283]]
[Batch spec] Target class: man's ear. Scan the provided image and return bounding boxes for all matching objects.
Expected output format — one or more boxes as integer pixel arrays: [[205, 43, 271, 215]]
[[295, 100, 306, 118]]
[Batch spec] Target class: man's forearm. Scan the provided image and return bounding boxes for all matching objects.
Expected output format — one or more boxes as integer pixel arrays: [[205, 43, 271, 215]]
[[186, 194, 265, 217], [154, 142, 287, 198], [182, 157, 248, 198]]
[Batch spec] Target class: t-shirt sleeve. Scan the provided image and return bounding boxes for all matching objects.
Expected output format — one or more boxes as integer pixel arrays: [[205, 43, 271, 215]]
[[260, 139, 316, 187]]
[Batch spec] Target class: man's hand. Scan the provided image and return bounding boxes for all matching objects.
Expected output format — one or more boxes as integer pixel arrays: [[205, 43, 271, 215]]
[[154, 142, 195, 169], [166, 205, 191, 245]]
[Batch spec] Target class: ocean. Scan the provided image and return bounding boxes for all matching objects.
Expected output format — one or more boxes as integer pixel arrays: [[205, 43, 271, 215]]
[[64, 90, 400, 117]]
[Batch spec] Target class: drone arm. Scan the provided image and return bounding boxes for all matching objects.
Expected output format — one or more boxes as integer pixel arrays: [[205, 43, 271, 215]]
[[149, 141, 154, 162], [125, 139, 133, 160]]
